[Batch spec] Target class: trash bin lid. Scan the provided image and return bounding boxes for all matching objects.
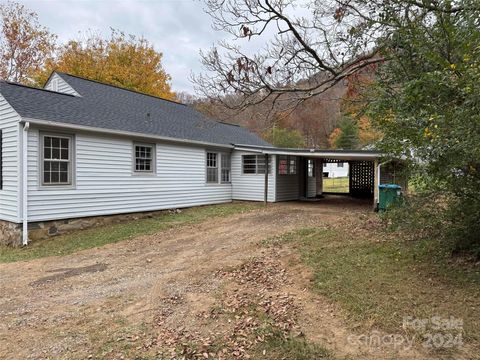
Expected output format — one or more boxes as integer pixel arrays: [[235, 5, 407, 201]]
[[379, 184, 402, 189]]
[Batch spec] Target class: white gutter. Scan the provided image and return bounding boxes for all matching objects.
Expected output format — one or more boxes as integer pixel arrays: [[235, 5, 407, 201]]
[[234, 146, 382, 161], [21, 117, 234, 150], [22, 121, 29, 246]]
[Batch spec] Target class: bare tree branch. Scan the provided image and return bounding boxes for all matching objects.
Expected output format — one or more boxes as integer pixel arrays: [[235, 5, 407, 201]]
[[192, 0, 477, 117]]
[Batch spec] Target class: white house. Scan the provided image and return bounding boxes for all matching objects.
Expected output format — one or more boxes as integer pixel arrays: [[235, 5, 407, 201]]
[[322, 162, 349, 178], [0, 72, 382, 245]]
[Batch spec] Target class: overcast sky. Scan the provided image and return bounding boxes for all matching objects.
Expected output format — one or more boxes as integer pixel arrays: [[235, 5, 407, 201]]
[[22, 0, 228, 93]]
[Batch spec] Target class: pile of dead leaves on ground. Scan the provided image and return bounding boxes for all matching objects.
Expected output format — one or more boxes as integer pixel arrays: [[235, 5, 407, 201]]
[[144, 256, 304, 359]]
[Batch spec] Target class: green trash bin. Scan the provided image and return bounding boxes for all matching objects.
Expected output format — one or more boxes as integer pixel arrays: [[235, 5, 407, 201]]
[[378, 184, 402, 211]]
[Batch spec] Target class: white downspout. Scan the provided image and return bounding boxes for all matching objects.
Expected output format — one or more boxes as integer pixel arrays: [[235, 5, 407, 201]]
[[22, 122, 29, 246], [376, 160, 389, 210]]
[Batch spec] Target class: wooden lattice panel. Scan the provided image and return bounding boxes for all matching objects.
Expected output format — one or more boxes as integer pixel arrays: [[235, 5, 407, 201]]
[[349, 161, 374, 197], [322, 158, 344, 163]]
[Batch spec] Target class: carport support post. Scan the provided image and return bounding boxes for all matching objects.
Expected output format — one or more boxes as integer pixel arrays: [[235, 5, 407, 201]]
[[264, 154, 269, 205], [373, 159, 379, 210], [315, 159, 323, 196]]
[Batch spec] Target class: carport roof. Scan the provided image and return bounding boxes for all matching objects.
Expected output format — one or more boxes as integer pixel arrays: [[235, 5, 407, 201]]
[[234, 144, 382, 161]]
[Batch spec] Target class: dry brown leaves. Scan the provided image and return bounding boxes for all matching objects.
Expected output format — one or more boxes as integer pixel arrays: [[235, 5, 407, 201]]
[[147, 256, 301, 359], [216, 256, 292, 290]]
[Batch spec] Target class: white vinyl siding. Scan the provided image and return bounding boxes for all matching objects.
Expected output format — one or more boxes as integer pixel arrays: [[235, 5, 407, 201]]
[[44, 73, 81, 96], [26, 129, 232, 222], [0, 94, 20, 222], [232, 151, 275, 202]]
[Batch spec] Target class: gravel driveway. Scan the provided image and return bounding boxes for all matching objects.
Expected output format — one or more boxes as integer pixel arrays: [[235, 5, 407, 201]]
[[0, 199, 386, 359]]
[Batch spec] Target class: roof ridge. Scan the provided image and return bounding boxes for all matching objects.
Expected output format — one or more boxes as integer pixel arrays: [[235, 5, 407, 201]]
[[2, 81, 76, 97], [55, 71, 186, 107], [53, 72, 252, 131]]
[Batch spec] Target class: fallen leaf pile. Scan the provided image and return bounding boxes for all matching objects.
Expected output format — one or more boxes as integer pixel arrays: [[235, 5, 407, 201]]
[[148, 256, 301, 359], [216, 256, 292, 290]]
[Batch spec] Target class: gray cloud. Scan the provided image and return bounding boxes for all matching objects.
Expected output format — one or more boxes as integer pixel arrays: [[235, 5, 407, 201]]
[[23, 0, 227, 93]]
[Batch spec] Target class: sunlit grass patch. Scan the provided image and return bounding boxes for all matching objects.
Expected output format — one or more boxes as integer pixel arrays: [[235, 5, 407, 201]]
[[0, 202, 261, 263]]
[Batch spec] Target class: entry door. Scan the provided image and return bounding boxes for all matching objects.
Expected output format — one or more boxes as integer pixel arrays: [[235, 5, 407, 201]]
[[306, 159, 317, 198], [299, 158, 307, 198]]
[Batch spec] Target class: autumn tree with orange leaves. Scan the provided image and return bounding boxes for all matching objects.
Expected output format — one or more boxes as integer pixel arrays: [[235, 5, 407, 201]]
[[0, 1, 56, 84], [328, 65, 382, 149], [34, 29, 175, 100]]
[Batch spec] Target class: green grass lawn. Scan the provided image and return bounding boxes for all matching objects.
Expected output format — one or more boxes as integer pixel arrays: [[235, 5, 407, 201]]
[[254, 327, 334, 359], [0, 202, 261, 264], [265, 227, 480, 349], [323, 177, 349, 193]]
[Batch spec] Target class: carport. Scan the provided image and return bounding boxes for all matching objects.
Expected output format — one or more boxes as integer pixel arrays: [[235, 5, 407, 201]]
[[234, 145, 384, 209]]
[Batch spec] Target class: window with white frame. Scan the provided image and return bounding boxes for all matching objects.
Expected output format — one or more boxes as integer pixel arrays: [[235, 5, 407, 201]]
[[134, 143, 155, 173], [337, 162, 344, 168], [221, 153, 231, 183], [308, 159, 315, 177], [242, 155, 270, 174], [41, 133, 73, 186], [206, 152, 218, 183], [278, 155, 297, 175]]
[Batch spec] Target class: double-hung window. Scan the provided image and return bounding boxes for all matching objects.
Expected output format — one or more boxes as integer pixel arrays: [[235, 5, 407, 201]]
[[206, 152, 231, 183], [41, 133, 73, 186], [221, 154, 231, 183], [242, 155, 270, 174], [134, 143, 155, 173], [206, 152, 218, 183]]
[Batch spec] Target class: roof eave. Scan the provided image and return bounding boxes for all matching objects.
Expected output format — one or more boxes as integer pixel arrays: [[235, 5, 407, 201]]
[[233, 144, 383, 160], [21, 117, 235, 149]]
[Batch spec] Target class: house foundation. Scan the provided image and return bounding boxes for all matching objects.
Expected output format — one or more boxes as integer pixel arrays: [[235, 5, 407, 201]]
[[0, 220, 22, 246], [0, 209, 181, 247]]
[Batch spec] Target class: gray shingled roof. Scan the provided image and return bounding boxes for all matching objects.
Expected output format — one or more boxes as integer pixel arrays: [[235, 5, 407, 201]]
[[0, 72, 270, 146]]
